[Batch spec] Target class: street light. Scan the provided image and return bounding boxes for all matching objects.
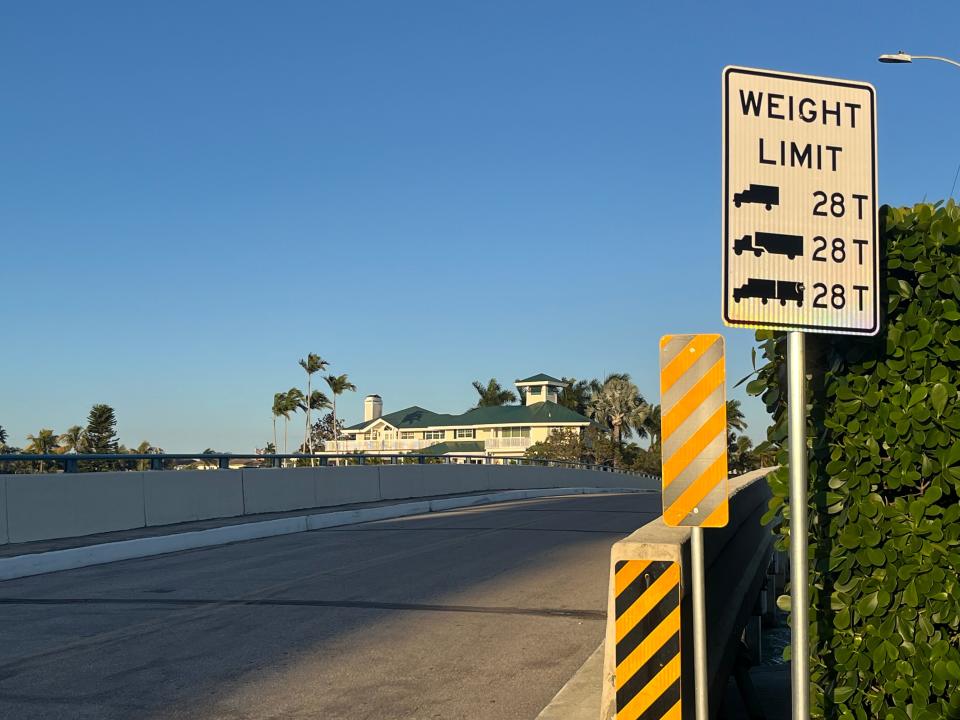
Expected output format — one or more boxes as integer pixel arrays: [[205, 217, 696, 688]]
[[878, 51, 960, 69], [879, 51, 960, 202]]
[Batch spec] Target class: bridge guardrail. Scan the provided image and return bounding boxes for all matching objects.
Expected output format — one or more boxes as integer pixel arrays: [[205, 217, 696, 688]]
[[0, 452, 642, 475]]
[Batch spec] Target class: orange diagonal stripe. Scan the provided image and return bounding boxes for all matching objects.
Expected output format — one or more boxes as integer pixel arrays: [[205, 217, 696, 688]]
[[700, 498, 729, 528], [662, 699, 682, 720], [615, 563, 679, 643], [662, 405, 726, 484], [615, 560, 651, 596], [616, 654, 681, 720], [660, 335, 718, 394], [664, 451, 728, 525], [616, 604, 680, 681], [661, 355, 724, 440]]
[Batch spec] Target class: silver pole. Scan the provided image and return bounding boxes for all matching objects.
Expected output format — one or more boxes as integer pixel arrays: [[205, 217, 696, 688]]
[[691, 525, 709, 720], [788, 331, 810, 719]]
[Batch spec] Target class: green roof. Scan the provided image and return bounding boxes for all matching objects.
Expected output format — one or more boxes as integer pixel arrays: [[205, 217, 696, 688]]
[[346, 406, 450, 431], [346, 401, 590, 431], [417, 441, 485, 456], [516, 373, 564, 384]]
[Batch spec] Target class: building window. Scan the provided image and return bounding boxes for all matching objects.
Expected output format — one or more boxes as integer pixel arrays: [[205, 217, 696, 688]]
[[499, 427, 530, 438], [455, 429, 475, 439], [526, 386, 542, 395], [424, 430, 445, 440], [400, 432, 414, 439]]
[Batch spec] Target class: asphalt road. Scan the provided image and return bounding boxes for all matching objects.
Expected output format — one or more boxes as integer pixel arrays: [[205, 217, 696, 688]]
[[0, 492, 660, 720]]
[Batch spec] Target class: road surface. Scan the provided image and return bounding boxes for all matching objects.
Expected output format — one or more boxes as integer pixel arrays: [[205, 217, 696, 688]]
[[0, 491, 660, 720]]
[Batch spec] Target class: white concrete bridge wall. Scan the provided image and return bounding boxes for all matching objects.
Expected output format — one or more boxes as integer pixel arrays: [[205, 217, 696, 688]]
[[0, 465, 659, 545]]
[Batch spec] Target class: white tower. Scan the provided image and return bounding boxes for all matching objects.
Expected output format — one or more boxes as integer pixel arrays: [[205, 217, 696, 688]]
[[364, 394, 383, 422]]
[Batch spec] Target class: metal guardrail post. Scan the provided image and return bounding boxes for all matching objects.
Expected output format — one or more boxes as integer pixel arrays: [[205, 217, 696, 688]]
[[64, 458, 78, 473], [218, 456, 229, 470], [150, 457, 163, 471]]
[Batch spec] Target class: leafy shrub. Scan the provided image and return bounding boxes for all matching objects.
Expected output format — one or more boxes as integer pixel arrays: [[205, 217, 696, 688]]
[[748, 202, 960, 719]]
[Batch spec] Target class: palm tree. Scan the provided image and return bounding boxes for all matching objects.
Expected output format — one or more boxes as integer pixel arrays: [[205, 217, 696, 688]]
[[728, 434, 760, 474], [299, 354, 329, 455], [588, 376, 647, 469], [271, 393, 285, 452], [297, 390, 331, 454], [643, 404, 662, 450], [472, 379, 517, 407], [25, 429, 60, 472], [0, 425, 7, 449], [133, 440, 160, 471], [279, 388, 303, 454], [558, 378, 592, 416], [325, 373, 357, 446], [59, 425, 86, 453], [726, 399, 747, 434]]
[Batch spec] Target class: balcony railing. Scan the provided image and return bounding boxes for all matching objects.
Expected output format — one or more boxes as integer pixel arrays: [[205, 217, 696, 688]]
[[484, 437, 532, 450], [322, 438, 440, 453]]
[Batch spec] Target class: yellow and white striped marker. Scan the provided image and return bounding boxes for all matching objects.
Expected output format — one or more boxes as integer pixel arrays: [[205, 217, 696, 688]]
[[659, 334, 729, 528]]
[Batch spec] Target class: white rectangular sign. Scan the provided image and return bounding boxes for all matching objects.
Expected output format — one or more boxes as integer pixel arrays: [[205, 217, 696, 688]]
[[722, 66, 878, 335]]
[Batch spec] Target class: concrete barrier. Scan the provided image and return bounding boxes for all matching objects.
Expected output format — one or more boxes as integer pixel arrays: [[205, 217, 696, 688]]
[[0, 487, 639, 582], [600, 468, 774, 719], [0, 477, 7, 544], [0, 464, 659, 547], [242, 468, 316, 514], [143, 470, 244, 526], [378, 464, 492, 500], [5, 472, 146, 544], [314, 465, 381, 506]]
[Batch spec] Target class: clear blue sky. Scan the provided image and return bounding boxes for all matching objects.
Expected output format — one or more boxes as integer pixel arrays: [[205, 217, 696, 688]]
[[2, 1, 958, 452]]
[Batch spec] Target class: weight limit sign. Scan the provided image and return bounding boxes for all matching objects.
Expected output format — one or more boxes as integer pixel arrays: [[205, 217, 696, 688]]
[[722, 66, 878, 335], [659, 334, 728, 528]]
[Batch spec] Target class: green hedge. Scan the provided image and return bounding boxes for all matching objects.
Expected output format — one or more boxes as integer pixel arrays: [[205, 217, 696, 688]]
[[748, 202, 960, 719]]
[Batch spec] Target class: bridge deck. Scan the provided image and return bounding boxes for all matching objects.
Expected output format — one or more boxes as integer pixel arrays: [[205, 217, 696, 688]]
[[0, 492, 660, 720]]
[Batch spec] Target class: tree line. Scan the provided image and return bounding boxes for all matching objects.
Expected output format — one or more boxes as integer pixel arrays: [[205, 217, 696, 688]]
[[0, 405, 162, 473], [472, 374, 771, 473]]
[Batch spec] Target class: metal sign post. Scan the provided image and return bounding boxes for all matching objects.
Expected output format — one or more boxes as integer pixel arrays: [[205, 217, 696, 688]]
[[787, 331, 810, 718], [722, 66, 878, 719], [690, 526, 709, 720], [659, 333, 729, 720]]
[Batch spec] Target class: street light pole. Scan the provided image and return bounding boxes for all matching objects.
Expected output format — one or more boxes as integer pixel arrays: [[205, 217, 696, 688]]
[[878, 51, 960, 69]]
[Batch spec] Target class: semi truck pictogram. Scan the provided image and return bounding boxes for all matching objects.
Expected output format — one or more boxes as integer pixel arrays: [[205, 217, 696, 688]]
[[733, 279, 804, 307], [733, 232, 803, 259]]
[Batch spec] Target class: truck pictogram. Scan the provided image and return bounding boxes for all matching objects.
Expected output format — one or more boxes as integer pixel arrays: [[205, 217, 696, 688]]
[[733, 232, 803, 259], [733, 279, 804, 307], [733, 184, 779, 210]]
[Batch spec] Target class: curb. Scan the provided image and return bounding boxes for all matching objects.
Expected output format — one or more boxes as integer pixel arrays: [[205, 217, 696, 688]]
[[536, 642, 604, 720], [0, 487, 646, 582]]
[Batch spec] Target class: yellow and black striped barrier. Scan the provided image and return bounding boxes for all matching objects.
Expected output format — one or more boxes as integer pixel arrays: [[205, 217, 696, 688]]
[[613, 559, 682, 719]]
